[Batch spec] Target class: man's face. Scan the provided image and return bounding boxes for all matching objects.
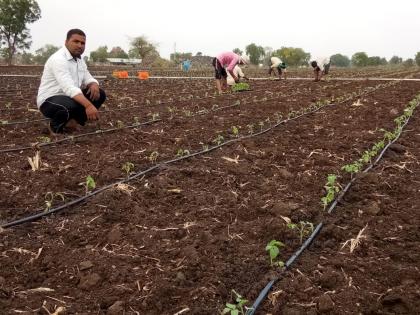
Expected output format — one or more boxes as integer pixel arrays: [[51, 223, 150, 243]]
[[65, 34, 86, 58]]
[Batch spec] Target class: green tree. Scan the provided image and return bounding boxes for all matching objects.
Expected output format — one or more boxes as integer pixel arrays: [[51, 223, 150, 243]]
[[233, 48, 243, 55], [195, 51, 202, 56], [128, 35, 157, 60], [330, 53, 350, 67], [0, 0, 41, 65], [272, 47, 310, 66], [245, 43, 265, 65], [367, 56, 387, 66], [389, 55, 402, 65], [403, 58, 414, 67], [351, 52, 369, 67], [152, 56, 171, 68], [33, 44, 59, 64], [90, 45, 108, 62], [415, 52, 420, 66], [108, 46, 128, 59], [19, 51, 34, 64]]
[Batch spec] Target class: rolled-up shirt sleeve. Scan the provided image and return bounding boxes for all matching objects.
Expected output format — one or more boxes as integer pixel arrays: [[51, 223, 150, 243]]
[[50, 58, 82, 98], [81, 60, 98, 87], [83, 70, 98, 87]]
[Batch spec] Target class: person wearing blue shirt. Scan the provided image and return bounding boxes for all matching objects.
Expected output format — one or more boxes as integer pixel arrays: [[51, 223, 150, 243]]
[[182, 59, 191, 72]]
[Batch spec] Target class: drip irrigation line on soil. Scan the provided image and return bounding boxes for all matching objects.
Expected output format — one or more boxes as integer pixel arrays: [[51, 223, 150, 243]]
[[246, 99, 419, 315], [0, 74, 108, 79], [0, 163, 159, 228], [0, 82, 270, 116], [248, 223, 325, 314], [0, 116, 302, 228], [0, 76, 383, 117], [326, 117, 411, 214], [0, 85, 383, 228], [0, 82, 399, 229], [98, 76, 420, 81], [251, 77, 420, 82], [73, 80, 390, 123], [0, 118, 161, 154], [2, 73, 419, 81], [0, 80, 364, 139], [0, 117, 48, 125]]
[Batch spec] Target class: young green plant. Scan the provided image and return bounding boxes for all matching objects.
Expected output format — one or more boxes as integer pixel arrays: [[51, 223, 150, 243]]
[[222, 290, 250, 315], [231, 126, 239, 137], [321, 174, 340, 210], [80, 175, 96, 194], [37, 136, 51, 143], [265, 240, 285, 268], [176, 148, 190, 157], [287, 221, 315, 244], [213, 134, 224, 146], [148, 151, 159, 163], [44, 192, 65, 212], [121, 162, 135, 178]]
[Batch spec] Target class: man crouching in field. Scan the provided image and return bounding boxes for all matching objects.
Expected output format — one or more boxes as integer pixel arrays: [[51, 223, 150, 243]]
[[311, 56, 331, 82], [37, 29, 106, 134]]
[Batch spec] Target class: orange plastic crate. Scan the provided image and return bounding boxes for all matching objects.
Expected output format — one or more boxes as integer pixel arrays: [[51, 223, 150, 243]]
[[138, 71, 149, 80], [112, 71, 129, 79]]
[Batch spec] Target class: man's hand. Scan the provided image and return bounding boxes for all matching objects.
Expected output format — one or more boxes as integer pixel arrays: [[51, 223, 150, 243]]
[[86, 83, 100, 101], [86, 104, 99, 120]]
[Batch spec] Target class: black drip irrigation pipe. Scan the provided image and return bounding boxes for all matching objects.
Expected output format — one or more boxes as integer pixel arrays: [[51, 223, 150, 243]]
[[0, 81, 272, 113], [0, 118, 49, 126], [0, 80, 383, 127], [0, 83, 398, 228], [0, 124, 288, 228], [0, 77, 359, 116], [0, 94, 359, 228], [0, 81, 364, 146], [0, 119, 161, 154], [0, 88, 271, 125], [182, 80, 391, 122], [246, 102, 418, 315]]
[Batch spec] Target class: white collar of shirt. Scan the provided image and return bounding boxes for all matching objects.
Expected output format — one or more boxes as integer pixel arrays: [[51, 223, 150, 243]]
[[63, 46, 81, 61]]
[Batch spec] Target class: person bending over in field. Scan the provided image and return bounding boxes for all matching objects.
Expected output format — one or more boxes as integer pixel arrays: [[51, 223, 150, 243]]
[[268, 56, 287, 79], [37, 29, 106, 134], [311, 56, 331, 82], [212, 52, 250, 94], [227, 65, 249, 86]]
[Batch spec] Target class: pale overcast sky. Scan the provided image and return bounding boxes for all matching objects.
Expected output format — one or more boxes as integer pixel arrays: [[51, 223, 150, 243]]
[[29, 0, 419, 60]]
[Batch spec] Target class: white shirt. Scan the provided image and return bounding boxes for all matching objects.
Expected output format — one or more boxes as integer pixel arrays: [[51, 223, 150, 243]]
[[227, 65, 244, 85], [313, 57, 331, 71], [270, 56, 282, 68], [37, 46, 98, 107]]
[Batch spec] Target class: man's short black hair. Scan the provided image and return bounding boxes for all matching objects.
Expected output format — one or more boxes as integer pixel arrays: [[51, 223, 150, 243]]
[[66, 29, 86, 40], [311, 61, 317, 68]]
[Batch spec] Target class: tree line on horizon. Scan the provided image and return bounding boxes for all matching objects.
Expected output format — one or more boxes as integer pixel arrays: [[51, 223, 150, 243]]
[[1, 0, 420, 68], [237, 44, 418, 68]]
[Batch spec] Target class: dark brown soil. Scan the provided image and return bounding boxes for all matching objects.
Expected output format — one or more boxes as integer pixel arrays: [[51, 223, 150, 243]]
[[0, 67, 419, 314]]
